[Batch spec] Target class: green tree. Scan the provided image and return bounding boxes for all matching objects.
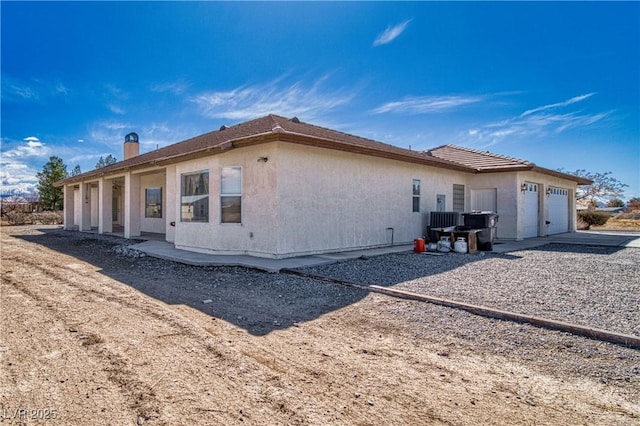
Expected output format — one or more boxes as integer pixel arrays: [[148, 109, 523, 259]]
[[559, 169, 628, 203], [606, 198, 625, 208], [95, 154, 117, 169], [36, 156, 67, 210], [69, 164, 82, 176]]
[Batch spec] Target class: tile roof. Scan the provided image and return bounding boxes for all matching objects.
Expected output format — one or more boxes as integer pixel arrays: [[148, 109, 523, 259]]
[[55, 114, 470, 185], [425, 144, 592, 184], [55, 114, 591, 186], [425, 144, 532, 171]]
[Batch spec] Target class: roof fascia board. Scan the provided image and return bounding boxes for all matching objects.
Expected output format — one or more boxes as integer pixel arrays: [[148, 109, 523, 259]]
[[530, 166, 593, 185]]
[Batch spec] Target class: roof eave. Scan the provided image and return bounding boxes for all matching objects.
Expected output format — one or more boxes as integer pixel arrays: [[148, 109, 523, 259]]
[[530, 166, 593, 185]]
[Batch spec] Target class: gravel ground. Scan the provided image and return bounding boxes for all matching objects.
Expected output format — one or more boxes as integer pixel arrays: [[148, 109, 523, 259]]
[[297, 244, 640, 336], [294, 245, 640, 390], [8, 227, 640, 401]]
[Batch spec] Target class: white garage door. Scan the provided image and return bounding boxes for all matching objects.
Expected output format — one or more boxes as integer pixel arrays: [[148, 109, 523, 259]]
[[548, 187, 569, 235], [470, 188, 497, 212], [523, 183, 539, 238]]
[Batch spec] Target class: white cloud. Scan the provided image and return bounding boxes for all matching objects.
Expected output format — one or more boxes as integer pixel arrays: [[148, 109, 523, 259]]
[[85, 119, 194, 156], [1, 76, 71, 103], [0, 160, 39, 196], [151, 80, 190, 95], [2, 137, 51, 159], [55, 82, 69, 96], [1, 80, 39, 102], [87, 121, 131, 150], [520, 93, 595, 117], [191, 74, 356, 121], [108, 104, 126, 115], [373, 95, 483, 114], [464, 93, 609, 148], [105, 84, 128, 100], [373, 19, 412, 46], [0, 137, 50, 194]]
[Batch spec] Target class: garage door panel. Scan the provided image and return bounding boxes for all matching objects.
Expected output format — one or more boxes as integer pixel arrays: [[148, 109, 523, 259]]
[[548, 187, 569, 234]]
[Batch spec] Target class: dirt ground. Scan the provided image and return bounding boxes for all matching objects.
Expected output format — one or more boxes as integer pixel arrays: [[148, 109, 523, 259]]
[[1, 226, 638, 425]]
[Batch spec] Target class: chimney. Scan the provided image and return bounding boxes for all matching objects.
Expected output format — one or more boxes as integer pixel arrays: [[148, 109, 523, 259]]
[[123, 132, 139, 160]]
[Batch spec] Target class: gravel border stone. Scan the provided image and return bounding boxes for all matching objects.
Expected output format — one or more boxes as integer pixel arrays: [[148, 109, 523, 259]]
[[297, 244, 640, 336]]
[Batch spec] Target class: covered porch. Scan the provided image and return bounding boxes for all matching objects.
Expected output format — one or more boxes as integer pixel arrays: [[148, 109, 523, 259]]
[[63, 167, 172, 242]]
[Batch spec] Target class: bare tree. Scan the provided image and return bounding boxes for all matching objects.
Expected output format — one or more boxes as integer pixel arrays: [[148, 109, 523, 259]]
[[559, 169, 628, 203]]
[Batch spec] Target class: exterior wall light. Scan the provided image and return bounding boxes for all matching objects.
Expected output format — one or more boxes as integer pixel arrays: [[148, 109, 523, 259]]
[[546, 187, 552, 196], [257, 156, 268, 163], [521, 183, 528, 192]]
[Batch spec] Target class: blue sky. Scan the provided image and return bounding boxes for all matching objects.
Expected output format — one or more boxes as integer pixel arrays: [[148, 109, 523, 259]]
[[2, 1, 639, 199]]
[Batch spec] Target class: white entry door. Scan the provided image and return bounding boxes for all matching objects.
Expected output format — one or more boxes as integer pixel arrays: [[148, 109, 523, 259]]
[[523, 183, 539, 238], [548, 187, 569, 234]]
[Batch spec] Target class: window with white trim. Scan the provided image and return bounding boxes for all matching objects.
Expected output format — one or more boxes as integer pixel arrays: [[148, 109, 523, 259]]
[[221, 166, 242, 223], [412, 179, 420, 213], [145, 187, 162, 218], [181, 171, 209, 222]]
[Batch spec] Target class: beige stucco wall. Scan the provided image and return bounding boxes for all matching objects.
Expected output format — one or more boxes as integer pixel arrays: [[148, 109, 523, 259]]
[[172, 143, 280, 257], [273, 143, 471, 257], [169, 141, 473, 258]]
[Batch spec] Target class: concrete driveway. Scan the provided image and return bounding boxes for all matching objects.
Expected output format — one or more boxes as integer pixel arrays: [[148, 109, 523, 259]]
[[491, 230, 640, 253]]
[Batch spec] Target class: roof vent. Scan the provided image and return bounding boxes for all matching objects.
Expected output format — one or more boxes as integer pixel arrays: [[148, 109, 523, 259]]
[[289, 116, 300, 123], [219, 125, 228, 131]]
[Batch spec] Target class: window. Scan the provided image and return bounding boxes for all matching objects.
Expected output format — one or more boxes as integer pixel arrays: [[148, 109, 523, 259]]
[[221, 166, 242, 223], [412, 179, 420, 213], [145, 187, 162, 218], [453, 184, 465, 212], [181, 171, 209, 222]]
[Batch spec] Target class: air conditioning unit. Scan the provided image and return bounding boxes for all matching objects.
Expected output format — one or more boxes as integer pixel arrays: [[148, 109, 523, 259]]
[[427, 211, 463, 242], [429, 211, 463, 228]]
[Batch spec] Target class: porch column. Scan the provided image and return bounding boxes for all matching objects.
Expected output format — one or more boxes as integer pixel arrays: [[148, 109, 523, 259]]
[[63, 185, 75, 230], [569, 187, 577, 232], [124, 172, 141, 238], [165, 165, 177, 243], [78, 182, 91, 231], [98, 178, 113, 234]]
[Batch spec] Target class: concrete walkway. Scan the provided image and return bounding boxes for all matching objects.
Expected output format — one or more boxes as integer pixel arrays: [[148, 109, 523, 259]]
[[130, 230, 640, 272], [129, 241, 413, 273]]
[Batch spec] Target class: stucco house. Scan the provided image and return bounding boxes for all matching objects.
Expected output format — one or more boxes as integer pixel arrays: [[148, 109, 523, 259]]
[[55, 114, 590, 258]]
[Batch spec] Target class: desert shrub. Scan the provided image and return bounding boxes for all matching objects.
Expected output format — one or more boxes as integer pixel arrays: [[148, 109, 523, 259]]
[[576, 215, 590, 230], [577, 211, 610, 230], [5, 210, 28, 225], [626, 198, 640, 212], [32, 211, 63, 225], [615, 210, 640, 220]]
